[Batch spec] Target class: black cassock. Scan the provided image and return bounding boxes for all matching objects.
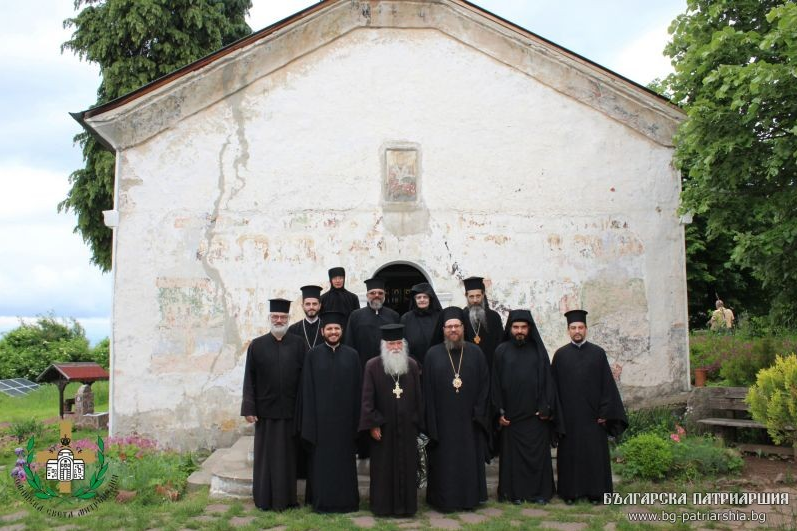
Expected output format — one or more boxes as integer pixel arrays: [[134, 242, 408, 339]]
[[286, 319, 320, 483], [299, 342, 362, 513], [551, 341, 627, 501], [240, 333, 305, 510], [288, 318, 322, 353], [400, 310, 439, 368], [423, 343, 490, 511], [492, 340, 559, 502], [319, 287, 360, 330], [359, 356, 424, 516], [345, 307, 401, 370], [462, 306, 504, 371]]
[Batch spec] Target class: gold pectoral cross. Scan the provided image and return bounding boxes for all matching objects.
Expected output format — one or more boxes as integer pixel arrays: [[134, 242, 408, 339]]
[[34, 421, 96, 494], [393, 381, 403, 399]]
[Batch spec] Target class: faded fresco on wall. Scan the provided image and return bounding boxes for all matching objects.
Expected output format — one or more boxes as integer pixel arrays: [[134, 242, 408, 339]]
[[384, 148, 418, 203]]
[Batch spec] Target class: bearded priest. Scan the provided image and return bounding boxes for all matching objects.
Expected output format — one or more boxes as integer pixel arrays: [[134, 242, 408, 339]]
[[423, 306, 490, 512], [359, 324, 424, 516]]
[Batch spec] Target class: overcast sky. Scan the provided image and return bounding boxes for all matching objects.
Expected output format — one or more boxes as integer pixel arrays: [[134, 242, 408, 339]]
[[0, 0, 685, 344]]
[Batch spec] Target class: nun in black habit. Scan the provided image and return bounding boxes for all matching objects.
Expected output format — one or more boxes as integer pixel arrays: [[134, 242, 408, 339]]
[[400, 282, 443, 367], [319, 267, 360, 330], [423, 306, 490, 512], [491, 309, 562, 504], [551, 310, 627, 504]]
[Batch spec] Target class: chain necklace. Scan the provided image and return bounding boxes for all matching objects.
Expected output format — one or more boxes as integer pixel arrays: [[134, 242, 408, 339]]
[[389, 371, 403, 399], [302, 319, 319, 350], [446, 345, 464, 393], [473, 321, 482, 345]]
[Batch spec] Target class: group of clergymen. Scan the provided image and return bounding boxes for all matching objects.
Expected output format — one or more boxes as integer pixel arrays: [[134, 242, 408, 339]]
[[241, 267, 628, 515]]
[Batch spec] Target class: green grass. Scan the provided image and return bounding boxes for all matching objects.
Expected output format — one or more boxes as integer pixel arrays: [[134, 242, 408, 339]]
[[0, 381, 109, 424]]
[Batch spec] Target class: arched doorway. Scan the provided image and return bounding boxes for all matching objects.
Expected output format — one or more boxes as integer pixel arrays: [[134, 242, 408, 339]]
[[374, 263, 428, 315]]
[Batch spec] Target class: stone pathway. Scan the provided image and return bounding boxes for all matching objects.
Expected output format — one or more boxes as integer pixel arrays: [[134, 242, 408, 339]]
[[2, 488, 795, 530]]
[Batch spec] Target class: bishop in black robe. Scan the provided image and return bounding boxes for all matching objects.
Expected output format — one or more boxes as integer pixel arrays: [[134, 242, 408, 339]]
[[319, 267, 360, 331], [461, 276, 504, 371], [424, 307, 490, 512], [359, 324, 424, 516], [551, 310, 627, 503], [400, 282, 442, 368], [300, 311, 362, 513], [492, 310, 561, 504], [241, 298, 305, 511]]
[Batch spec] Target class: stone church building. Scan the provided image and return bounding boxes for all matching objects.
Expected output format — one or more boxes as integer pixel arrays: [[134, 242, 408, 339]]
[[75, 0, 688, 450]]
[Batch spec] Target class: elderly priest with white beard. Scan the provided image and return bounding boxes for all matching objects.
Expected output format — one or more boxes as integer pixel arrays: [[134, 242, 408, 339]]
[[241, 298, 305, 511], [359, 324, 424, 517]]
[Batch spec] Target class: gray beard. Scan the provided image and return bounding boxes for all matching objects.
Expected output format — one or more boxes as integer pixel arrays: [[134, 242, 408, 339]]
[[271, 324, 289, 339], [469, 303, 487, 331], [381, 341, 409, 376], [369, 299, 384, 311], [444, 338, 464, 351]]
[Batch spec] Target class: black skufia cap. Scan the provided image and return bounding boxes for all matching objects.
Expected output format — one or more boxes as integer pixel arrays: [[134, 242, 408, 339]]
[[380, 324, 405, 341], [507, 309, 533, 325], [269, 298, 291, 313], [565, 309, 588, 325], [300, 285, 322, 300], [463, 276, 485, 292], [364, 277, 386, 291], [328, 267, 345, 279], [320, 311, 346, 327]]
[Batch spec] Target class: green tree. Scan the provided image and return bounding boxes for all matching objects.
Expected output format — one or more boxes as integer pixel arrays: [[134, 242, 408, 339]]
[[663, 0, 797, 325], [61, 0, 252, 270], [0, 315, 91, 380]]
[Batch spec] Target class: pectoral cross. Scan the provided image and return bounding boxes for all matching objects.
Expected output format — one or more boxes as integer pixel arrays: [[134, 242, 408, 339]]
[[393, 382, 403, 399], [34, 421, 96, 494]]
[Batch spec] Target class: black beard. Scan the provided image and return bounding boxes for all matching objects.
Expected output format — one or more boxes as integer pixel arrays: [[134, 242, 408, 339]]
[[513, 337, 527, 347]]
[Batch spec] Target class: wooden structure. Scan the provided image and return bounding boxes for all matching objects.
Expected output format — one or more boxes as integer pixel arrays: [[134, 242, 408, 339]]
[[36, 362, 109, 419], [696, 386, 794, 457]]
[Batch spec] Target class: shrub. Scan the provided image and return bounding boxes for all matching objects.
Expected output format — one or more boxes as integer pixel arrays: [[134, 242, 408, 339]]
[[747, 354, 797, 449], [615, 433, 673, 480], [9, 418, 44, 442], [618, 406, 681, 444], [670, 436, 743, 480]]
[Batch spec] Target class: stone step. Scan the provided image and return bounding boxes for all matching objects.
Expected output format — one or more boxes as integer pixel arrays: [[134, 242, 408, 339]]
[[200, 436, 554, 499]]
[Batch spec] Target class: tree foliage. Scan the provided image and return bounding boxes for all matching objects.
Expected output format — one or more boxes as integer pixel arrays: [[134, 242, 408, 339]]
[[61, 0, 253, 270], [663, 0, 797, 324], [0, 315, 91, 380]]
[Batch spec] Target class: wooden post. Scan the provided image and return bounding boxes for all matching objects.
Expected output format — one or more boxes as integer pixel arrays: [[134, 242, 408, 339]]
[[58, 380, 67, 419]]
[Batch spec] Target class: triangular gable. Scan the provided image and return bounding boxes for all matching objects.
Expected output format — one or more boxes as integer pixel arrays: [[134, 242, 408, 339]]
[[75, 0, 683, 150]]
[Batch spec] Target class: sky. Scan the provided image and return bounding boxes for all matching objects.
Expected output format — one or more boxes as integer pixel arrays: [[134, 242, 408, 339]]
[[0, 0, 685, 344]]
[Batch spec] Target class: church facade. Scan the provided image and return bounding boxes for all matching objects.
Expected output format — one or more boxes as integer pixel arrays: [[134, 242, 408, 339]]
[[76, 0, 688, 450]]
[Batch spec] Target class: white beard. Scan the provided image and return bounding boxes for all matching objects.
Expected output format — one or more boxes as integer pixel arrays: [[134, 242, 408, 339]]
[[381, 340, 409, 376], [469, 302, 487, 330], [271, 323, 289, 339], [369, 298, 384, 311]]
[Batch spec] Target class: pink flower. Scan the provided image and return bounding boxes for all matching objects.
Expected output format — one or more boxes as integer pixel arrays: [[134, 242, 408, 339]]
[[670, 433, 681, 443], [676, 425, 686, 436]]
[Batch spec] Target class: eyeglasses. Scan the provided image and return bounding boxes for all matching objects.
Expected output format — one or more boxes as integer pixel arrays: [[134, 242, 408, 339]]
[[443, 324, 463, 330]]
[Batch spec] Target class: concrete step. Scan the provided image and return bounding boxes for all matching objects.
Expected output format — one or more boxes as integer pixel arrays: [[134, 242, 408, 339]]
[[197, 435, 559, 499]]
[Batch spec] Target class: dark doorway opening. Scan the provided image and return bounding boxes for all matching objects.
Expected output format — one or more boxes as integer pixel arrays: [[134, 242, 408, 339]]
[[374, 263, 428, 315]]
